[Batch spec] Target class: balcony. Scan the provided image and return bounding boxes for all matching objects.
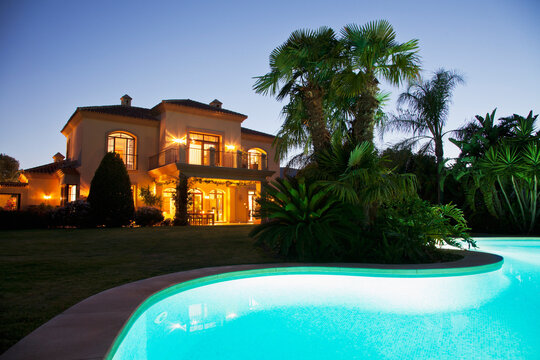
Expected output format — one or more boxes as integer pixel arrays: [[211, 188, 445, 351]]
[[148, 147, 268, 171]]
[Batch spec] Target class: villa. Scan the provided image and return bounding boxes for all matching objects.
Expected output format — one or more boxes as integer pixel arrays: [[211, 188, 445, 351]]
[[0, 95, 278, 224]]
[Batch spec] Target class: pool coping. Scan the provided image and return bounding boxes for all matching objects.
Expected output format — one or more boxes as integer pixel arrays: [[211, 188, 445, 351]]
[[1, 249, 503, 360]]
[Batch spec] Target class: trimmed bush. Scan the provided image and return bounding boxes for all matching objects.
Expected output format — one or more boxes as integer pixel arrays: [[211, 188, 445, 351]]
[[87, 152, 134, 227], [135, 207, 164, 227], [52, 200, 92, 228]]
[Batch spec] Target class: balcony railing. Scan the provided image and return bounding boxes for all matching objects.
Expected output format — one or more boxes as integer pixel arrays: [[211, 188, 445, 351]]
[[149, 147, 268, 170]]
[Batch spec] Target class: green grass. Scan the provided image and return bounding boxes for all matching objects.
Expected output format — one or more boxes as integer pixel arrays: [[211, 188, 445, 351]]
[[0, 225, 280, 354]]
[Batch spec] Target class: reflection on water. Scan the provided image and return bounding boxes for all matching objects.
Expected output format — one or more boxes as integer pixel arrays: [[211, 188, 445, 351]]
[[113, 240, 540, 360]]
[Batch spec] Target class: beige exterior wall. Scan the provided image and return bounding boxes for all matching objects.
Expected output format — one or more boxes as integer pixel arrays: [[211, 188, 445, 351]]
[[158, 108, 243, 152], [240, 135, 279, 180], [64, 115, 160, 199]]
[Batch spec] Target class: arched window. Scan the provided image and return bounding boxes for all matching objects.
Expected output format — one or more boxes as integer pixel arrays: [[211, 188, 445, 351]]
[[188, 189, 203, 213], [247, 148, 267, 170], [107, 132, 136, 170]]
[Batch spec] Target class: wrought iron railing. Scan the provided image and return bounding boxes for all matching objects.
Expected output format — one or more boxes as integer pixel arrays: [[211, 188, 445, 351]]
[[149, 147, 268, 170]]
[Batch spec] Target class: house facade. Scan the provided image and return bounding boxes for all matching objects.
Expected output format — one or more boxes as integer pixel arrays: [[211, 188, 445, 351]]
[[0, 95, 278, 224]]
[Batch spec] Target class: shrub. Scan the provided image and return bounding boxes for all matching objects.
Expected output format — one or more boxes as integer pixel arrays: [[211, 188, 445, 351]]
[[52, 201, 92, 228], [250, 176, 363, 261], [135, 207, 164, 227], [139, 185, 162, 207], [0, 204, 54, 230], [371, 198, 475, 263], [87, 152, 134, 227]]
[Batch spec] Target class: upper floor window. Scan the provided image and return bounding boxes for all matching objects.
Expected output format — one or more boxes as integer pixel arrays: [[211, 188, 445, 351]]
[[188, 132, 221, 166], [108, 132, 136, 170], [247, 148, 266, 170]]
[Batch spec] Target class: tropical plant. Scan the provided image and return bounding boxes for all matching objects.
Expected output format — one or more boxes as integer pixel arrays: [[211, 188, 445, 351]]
[[338, 20, 421, 143], [139, 185, 162, 207], [312, 141, 417, 220], [450, 109, 519, 160], [253, 27, 342, 155], [250, 176, 362, 261], [383, 69, 464, 203], [374, 198, 475, 263], [87, 152, 134, 227], [0, 154, 20, 182], [454, 112, 540, 234]]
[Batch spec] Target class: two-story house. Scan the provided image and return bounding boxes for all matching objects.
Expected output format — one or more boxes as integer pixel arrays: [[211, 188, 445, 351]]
[[0, 95, 278, 224]]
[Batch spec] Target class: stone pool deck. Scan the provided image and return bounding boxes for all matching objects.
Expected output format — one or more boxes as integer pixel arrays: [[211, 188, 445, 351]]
[[1, 250, 502, 360]]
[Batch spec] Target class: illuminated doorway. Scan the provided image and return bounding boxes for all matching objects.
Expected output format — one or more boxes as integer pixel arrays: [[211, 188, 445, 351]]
[[209, 190, 225, 222], [162, 188, 176, 218], [188, 189, 203, 213]]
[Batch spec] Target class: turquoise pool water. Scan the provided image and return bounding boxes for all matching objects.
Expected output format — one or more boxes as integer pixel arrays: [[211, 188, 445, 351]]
[[109, 239, 540, 359]]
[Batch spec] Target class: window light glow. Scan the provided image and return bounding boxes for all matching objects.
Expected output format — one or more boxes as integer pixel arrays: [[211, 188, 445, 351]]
[[172, 136, 187, 145]]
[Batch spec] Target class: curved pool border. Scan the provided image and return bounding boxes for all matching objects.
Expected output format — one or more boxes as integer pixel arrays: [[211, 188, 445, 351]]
[[1, 249, 503, 360]]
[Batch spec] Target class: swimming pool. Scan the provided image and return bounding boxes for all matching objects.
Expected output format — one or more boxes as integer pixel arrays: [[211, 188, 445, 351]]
[[108, 239, 540, 359]]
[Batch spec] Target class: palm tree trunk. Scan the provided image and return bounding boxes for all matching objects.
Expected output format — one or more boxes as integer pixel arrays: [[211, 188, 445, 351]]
[[302, 87, 330, 154], [435, 140, 444, 204], [352, 77, 379, 144]]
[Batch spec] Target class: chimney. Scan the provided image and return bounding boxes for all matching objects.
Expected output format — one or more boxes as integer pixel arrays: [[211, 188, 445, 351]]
[[209, 99, 222, 109], [120, 94, 132, 107], [53, 152, 65, 163]]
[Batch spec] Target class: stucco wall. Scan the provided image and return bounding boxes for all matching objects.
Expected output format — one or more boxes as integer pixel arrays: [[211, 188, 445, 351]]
[[159, 109, 242, 152], [240, 135, 280, 180], [73, 116, 160, 197]]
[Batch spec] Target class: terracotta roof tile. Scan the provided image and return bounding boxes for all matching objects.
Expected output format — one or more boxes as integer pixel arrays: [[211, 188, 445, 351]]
[[160, 99, 247, 118], [241, 127, 275, 138], [25, 160, 79, 174], [78, 105, 158, 120]]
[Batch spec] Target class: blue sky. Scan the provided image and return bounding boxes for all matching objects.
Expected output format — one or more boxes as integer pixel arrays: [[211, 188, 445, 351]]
[[1, 0, 539, 168]]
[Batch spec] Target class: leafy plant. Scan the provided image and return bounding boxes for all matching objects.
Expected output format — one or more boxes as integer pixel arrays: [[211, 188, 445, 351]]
[[52, 200, 92, 228], [173, 174, 190, 226], [454, 111, 540, 234], [250, 176, 362, 261], [0, 154, 21, 182], [373, 198, 475, 263], [139, 185, 162, 207]]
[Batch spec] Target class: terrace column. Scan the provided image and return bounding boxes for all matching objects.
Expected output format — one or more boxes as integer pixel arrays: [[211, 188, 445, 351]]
[[236, 150, 243, 169], [261, 154, 267, 170], [209, 147, 216, 166], [178, 145, 186, 163]]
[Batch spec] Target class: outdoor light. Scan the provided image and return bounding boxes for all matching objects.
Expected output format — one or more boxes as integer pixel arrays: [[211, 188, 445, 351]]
[[43, 195, 52, 200], [225, 144, 236, 151], [172, 136, 187, 145]]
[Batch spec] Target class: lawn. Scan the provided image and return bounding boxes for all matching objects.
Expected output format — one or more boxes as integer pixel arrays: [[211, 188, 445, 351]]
[[0, 225, 280, 354]]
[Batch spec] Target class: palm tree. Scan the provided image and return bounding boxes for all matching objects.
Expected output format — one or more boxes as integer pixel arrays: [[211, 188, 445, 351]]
[[338, 20, 421, 144], [253, 27, 343, 155]]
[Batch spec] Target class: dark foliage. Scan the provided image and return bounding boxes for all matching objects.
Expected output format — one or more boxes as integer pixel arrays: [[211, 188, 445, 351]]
[[173, 174, 189, 226], [0, 154, 20, 182], [52, 201, 92, 228], [135, 207, 164, 227], [87, 152, 134, 227], [0, 204, 53, 230]]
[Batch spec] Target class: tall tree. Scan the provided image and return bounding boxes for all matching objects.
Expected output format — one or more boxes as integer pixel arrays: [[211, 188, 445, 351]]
[[0, 154, 20, 182], [339, 20, 421, 144], [383, 69, 464, 203], [253, 27, 343, 155], [87, 152, 134, 227]]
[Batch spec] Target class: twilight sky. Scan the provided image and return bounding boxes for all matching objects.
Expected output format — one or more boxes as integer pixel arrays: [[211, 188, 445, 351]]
[[1, 0, 539, 169]]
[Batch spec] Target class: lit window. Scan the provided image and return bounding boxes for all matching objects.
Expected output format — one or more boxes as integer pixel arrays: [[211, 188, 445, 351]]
[[247, 149, 266, 170], [107, 132, 136, 170], [131, 185, 137, 206], [68, 185, 77, 202], [0, 194, 20, 211]]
